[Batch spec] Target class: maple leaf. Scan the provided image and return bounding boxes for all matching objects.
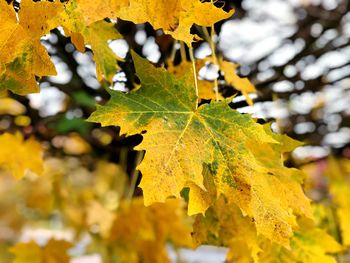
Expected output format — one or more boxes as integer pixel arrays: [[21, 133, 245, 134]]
[[193, 197, 341, 263], [80, 21, 123, 82], [0, 0, 62, 95], [10, 239, 72, 263], [59, 2, 123, 82], [0, 133, 43, 179], [192, 196, 262, 262], [60, 0, 126, 28], [220, 60, 256, 106], [259, 218, 342, 263], [0, 0, 232, 94], [116, 0, 234, 45], [88, 52, 312, 246]]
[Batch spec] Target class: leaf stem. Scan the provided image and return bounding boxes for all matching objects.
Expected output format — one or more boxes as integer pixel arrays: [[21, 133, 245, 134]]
[[180, 41, 187, 62], [189, 47, 199, 109], [170, 41, 178, 63], [202, 26, 219, 101]]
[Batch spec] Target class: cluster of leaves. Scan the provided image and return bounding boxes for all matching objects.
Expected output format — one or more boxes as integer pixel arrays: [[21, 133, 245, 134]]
[[0, 153, 192, 262], [0, 0, 348, 262]]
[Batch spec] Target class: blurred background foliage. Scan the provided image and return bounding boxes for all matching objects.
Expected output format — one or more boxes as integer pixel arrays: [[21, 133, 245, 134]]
[[1, 0, 350, 262]]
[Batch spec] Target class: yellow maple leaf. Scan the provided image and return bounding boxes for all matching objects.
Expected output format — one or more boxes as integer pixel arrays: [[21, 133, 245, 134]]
[[0, 0, 62, 94], [81, 21, 123, 82], [220, 60, 256, 106], [59, 2, 123, 82], [117, 0, 234, 45], [0, 0, 232, 93], [259, 218, 342, 263], [0, 132, 43, 179], [193, 196, 262, 263], [194, 198, 341, 263], [60, 0, 126, 28]]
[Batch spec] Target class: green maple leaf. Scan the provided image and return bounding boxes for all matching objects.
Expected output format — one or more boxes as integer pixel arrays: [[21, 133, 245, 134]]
[[88, 51, 312, 246]]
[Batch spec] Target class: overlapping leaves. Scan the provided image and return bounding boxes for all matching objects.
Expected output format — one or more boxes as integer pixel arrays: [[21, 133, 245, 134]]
[[0, 0, 233, 95], [116, 0, 234, 45], [89, 52, 312, 246], [0, 157, 192, 263]]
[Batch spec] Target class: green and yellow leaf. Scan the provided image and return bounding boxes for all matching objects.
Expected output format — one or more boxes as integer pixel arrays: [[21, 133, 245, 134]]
[[0, 0, 61, 94], [88, 52, 312, 246]]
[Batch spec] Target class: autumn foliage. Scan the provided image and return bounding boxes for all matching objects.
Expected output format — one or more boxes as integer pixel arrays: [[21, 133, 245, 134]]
[[0, 0, 349, 262]]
